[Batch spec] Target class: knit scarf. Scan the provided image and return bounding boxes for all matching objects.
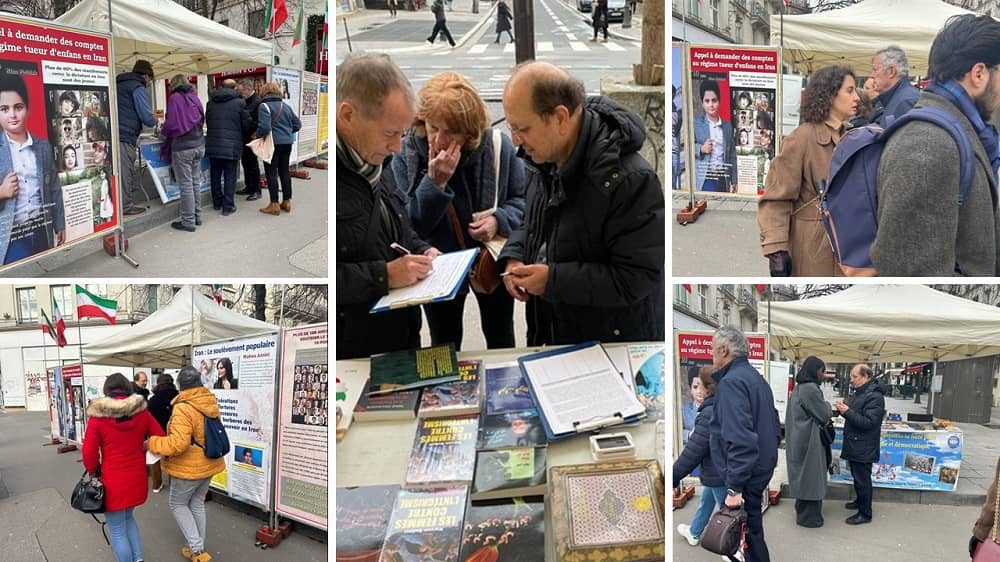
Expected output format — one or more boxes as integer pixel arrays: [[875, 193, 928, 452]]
[[336, 135, 382, 187], [925, 80, 1000, 185]]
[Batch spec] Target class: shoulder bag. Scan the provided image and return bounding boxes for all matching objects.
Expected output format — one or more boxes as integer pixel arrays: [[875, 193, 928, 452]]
[[247, 101, 284, 163], [700, 503, 746, 558], [973, 472, 1000, 562], [70, 467, 109, 545]]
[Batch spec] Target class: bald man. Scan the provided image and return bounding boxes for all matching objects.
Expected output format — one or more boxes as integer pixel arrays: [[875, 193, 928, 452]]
[[497, 61, 664, 345], [834, 364, 885, 525]]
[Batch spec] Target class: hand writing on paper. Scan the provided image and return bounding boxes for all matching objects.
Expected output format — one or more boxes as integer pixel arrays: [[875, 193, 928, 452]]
[[387, 254, 434, 288], [506, 263, 548, 298], [468, 215, 498, 242]]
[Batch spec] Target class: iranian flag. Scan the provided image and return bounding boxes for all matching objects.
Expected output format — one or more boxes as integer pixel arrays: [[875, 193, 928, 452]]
[[76, 285, 117, 325], [41, 309, 66, 347], [292, 1, 305, 47], [52, 299, 67, 346], [265, 0, 289, 34]]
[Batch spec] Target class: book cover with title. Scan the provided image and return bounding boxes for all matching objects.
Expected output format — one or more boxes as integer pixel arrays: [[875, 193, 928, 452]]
[[405, 415, 479, 488], [379, 486, 468, 562]]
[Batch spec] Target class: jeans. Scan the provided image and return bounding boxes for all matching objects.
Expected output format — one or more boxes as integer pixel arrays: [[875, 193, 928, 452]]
[[240, 145, 261, 194], [689, 485, 726, 538], [742, 475, 772, 562], [106, 507, 143, 562], [4, 216, 49, 264], [168, 477, 213, 553], [209, 158, 239, 212], [850, 461, 874, 518], [263, 144, 293, 203], [424, 284, 515, 350], [173, 146, 204, 227], [119, 141, 141, 208]]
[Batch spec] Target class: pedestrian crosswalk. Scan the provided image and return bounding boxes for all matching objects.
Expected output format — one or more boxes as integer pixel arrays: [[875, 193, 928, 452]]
[[461, 38, 636, 55]]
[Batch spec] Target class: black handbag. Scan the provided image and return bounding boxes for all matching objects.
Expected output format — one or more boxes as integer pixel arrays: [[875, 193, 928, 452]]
[[700, 504, 746, 557], [70, 468, 109, 545], [820, 421, 836, 473]]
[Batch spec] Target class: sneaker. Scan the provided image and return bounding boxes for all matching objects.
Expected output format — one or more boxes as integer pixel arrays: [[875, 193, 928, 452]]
[[677, 523, 700, 546], [722, 552, 745, 561], [170, 221, 195, 232], [152, 485, 162, 493]]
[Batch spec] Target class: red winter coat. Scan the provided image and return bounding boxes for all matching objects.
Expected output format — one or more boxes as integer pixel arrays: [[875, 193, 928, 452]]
[[82, 393, 165, 512]]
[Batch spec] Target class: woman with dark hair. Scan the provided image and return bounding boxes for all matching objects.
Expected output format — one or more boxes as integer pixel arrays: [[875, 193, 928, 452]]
[[58, 90, 80, 116], [85, 116, 109, 142], [82, 372, 165, 562], [147, 373, 178, 493], [680, 365, 706, 443], [758, 65, 860, 276], [785, 356, 833, 527], [672, 367, 725, 547], [213, 357, 237, 389], [62, 145, 78, 172], [737, 91, 753, 110]]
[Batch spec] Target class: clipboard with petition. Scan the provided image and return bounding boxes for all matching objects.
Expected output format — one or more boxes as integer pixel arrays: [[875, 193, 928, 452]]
[[370, 248, 479, 313], [517, 341, 647, 441]]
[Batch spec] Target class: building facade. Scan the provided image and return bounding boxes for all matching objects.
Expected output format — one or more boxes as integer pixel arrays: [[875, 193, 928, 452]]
[[672, 283, 761, 333], [672, 0, 808, 45]]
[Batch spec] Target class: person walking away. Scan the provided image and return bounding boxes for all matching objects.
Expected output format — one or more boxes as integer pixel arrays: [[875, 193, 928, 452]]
[[82, 373, 165, 562], [389, 0, 398, 16], [147, 366, 226, 562], [835, 363, 885, 525], [116, 60, 157, 215], [758, 65, 859, 276], [256, 81, 301, 215], [786, 356, 833, 527], [234, 79, 263, 202], [426, 0, 456, 47], [147, 373, 179, 493], [161, 74, 206, 233], [496, 1, 514, 44], [673, 366, 726, 547], [709, 326, 780, 562], [591, 0, 608, 42], [205, 79, 252, 216]]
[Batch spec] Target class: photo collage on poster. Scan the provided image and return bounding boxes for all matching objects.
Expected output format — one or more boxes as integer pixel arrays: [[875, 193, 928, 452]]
[[291, 362, 329, 427]]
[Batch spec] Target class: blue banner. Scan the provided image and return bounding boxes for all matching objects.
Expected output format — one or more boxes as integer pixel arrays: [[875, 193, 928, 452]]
[[830, 427, 963, 491], [138, 140, 213, 204]]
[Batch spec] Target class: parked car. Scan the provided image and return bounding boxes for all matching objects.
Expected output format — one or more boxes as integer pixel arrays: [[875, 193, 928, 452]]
[[607, 0, 625, 21], [578, 0, 591, 12]]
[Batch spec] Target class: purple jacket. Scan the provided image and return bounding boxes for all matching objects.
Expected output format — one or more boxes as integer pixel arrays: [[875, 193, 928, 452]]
[[161, 86, 204, 160]]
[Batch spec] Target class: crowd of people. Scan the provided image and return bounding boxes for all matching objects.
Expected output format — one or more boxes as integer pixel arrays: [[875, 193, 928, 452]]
[[336, 52, 665, 360], [81, 366, 226, 562]]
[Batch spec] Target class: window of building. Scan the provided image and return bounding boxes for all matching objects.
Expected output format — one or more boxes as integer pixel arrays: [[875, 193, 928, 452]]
[[710, 0, 720, 28], [17, 287, 37, 323], [688, 0, 699, 19], [723, 306, 731, 326], [85, 284, 108, 298], [735, 19, 743, 42], [52, 285, 74, 320], [698, 285, 708, 314], [248, 9, 265, 38], [674, 285, 689, 307]]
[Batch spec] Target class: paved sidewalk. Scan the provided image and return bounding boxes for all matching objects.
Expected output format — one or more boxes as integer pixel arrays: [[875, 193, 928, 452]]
[[672, 191, 767, 277], [0, 410, 326, 562]]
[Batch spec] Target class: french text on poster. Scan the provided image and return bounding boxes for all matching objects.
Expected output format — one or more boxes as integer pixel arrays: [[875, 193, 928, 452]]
[[729, 71, 777, 90], [42, 60, 108, 87]]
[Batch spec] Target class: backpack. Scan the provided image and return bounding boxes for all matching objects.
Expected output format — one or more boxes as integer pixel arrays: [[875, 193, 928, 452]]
[[820, 107, 976, 276], [179, 400, 231, 459]]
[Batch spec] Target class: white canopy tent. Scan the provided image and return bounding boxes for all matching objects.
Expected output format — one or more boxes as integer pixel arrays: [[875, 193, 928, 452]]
[[82, 286, 278, 368], [770, 0, 974, 76], [57, 0, 272, 76], [760, 285, 1000, 364]]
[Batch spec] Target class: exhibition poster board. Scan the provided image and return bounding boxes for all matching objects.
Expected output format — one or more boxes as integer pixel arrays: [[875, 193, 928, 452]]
[[318, 76, 328, 154], [47, 370, 59, 438], [275, 323, 329, 530], [672, 43, 686, 192], [673, 330, 767, 451], [51, 363, 83, 443], [269, 66, 302, 164], [0, 14, 120, 271], [139, 139, 213, 204], [830, 427, 963, 491], [683, 44, 781, 195], [298, 71, 320, 160], [192, 332, 280, 510], [24, 365, 48, 411]]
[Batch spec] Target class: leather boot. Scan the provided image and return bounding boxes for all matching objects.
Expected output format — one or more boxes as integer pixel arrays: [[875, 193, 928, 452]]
[[259, 202, 280, 215], [279, 199, 291, 213]]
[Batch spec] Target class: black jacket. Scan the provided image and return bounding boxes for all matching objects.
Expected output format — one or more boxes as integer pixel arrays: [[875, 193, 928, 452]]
[[243, 93, 262, 142], [205, 87, 252, 160], [498, 96, 665, 345], [710, 357, 781, 491], [147, 383, 178, 432], [673, 395, 723, 488], [336, 148, 431, 360], [841, 379, 886, 464], [432, 0, 446, 22]]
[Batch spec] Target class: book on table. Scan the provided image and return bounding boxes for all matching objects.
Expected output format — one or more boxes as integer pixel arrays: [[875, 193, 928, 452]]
[[628, 343, 666, 422], [335, 484, 400, 562], [352, 380, 421, 422], [379, 485, 467, 562], [470, 446, 547, 501], [484, 364, 536, 415], [459, 496, 544, 562], [370, 248, 479, 312], [418, 359, 483, 418], [405, 415, 479, 488], [368, 343, 461, 395], [477, 408, 548, 450]]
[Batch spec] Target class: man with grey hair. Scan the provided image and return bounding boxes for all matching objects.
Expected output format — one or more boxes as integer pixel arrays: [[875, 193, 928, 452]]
[[336, 52, 439, 360], [708, 325, 780, 562], [871, 45, 920, 126], [234, 78, 263, 201]]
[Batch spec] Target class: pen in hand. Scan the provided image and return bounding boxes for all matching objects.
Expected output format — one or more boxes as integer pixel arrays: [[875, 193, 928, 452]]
[[390, 242, 411, 255]]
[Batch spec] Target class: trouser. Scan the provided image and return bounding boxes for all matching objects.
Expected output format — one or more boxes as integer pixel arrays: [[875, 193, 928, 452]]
[[209, 157, 239, 212], [428, 21, 456, 45], [119, 141, 141, 208], [496, 29, 513, 42], [263, 144, 293, 203], [424, 284, 515, 351], [4, 215, 49, 264], [389, 1, 397, 15], [689, 485, 726, 538], [106, 507, 143, 562], [794, 498, 824, 527], [741, 475, 771, 562], [168, 476, 213, 553], [173, 146, 204, 227], [592, 9, 607, 39], [850, 460, 874, 519], [240, 145, 262, 194]]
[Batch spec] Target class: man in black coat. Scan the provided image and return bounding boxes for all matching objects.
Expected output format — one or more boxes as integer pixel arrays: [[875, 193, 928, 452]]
[[206, 78, 252, 215], [336, 53, 439, 360], [426, 0, 455, 47], [235, 79, 263, 201], [147, 373, 178, 493], [498, 61, 664, 346], [709, 326, 780, 562], [835, 363, 886, 525]]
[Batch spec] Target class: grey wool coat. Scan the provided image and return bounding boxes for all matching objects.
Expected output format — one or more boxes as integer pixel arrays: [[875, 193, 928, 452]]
[[871, 91, 1000, 275], [785, 382, 832, 501]]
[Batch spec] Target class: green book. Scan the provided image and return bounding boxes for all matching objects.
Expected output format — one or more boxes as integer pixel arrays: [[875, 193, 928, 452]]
[[368, 343, 460, 395]]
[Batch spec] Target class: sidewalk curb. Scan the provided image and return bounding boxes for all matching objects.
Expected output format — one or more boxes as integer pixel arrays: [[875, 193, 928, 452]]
[[344, 6, 497, 55]]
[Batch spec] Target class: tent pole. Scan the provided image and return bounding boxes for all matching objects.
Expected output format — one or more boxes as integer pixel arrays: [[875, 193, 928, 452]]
[[928, 360, 937, 416]]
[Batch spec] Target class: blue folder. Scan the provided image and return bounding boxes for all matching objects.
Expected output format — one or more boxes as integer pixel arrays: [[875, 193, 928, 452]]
[[370, 248, 479, 313]]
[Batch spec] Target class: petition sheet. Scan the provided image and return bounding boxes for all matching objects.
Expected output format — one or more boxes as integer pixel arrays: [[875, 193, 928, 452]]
[[371, 248, 478, 311]]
